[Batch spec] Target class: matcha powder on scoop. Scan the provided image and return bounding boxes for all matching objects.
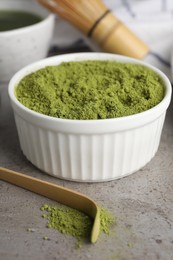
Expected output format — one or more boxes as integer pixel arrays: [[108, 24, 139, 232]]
[[16, 60, 165, 120], [40, 204, 115, 247]]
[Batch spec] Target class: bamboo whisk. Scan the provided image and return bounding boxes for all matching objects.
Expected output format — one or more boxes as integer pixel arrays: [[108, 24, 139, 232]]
[[38, 0, 149, 59]]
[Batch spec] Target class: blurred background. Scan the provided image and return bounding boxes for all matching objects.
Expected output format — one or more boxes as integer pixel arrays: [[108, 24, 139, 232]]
[[8, 0, 173, 80], [14, 0, 173, 81], [1, 0, 173, 80]]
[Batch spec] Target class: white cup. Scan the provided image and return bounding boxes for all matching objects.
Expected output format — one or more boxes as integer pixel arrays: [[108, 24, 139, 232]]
[[0, 0, 55, 82]]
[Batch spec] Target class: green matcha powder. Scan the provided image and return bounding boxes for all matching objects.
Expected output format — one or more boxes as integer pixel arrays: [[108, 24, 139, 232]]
[[16, 60, 164, 120], [40, 204, 115, 246]]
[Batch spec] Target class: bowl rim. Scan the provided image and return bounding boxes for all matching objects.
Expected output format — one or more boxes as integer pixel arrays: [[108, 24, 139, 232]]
[[0, 0, 55, 35], [8, 52, 172, 130]]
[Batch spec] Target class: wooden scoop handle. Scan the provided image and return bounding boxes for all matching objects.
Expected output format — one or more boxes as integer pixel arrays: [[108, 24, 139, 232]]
[[0, 167, 100, 243]]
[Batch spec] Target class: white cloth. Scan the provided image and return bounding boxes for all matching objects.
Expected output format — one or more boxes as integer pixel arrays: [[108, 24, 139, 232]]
[[52, 0, 173, 81], [110, 0, 173, 81]]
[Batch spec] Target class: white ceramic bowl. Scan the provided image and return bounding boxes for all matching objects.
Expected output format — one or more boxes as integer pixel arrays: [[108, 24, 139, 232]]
[[8, 53, 172, 182], [0, 0, 55, 82]]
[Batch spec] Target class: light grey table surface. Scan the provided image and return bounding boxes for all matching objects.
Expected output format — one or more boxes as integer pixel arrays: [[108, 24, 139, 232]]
[[0, 81, 173, 260]]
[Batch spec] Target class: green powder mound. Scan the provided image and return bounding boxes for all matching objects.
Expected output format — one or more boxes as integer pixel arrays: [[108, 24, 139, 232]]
[[40, 204, 115, 245], [16, 60, 165, 120], [100, 207, 115, 235]]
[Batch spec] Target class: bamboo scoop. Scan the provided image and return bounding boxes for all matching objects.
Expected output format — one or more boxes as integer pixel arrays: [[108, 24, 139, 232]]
[[37, 0, 149, 59], [0, 167, 100, 243]]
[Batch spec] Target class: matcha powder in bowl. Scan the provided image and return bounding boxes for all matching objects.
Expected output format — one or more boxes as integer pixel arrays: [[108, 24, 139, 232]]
[[9, 53, 172, 182], [15, 60, 165, 120]]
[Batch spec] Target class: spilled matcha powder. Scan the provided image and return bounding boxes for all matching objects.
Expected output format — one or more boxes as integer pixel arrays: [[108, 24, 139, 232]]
[[16, 61, 165, 120], [40, 204, 115, 246]]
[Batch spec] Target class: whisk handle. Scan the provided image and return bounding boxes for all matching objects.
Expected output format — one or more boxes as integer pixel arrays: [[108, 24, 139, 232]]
[[91, 12, 149, 59]]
